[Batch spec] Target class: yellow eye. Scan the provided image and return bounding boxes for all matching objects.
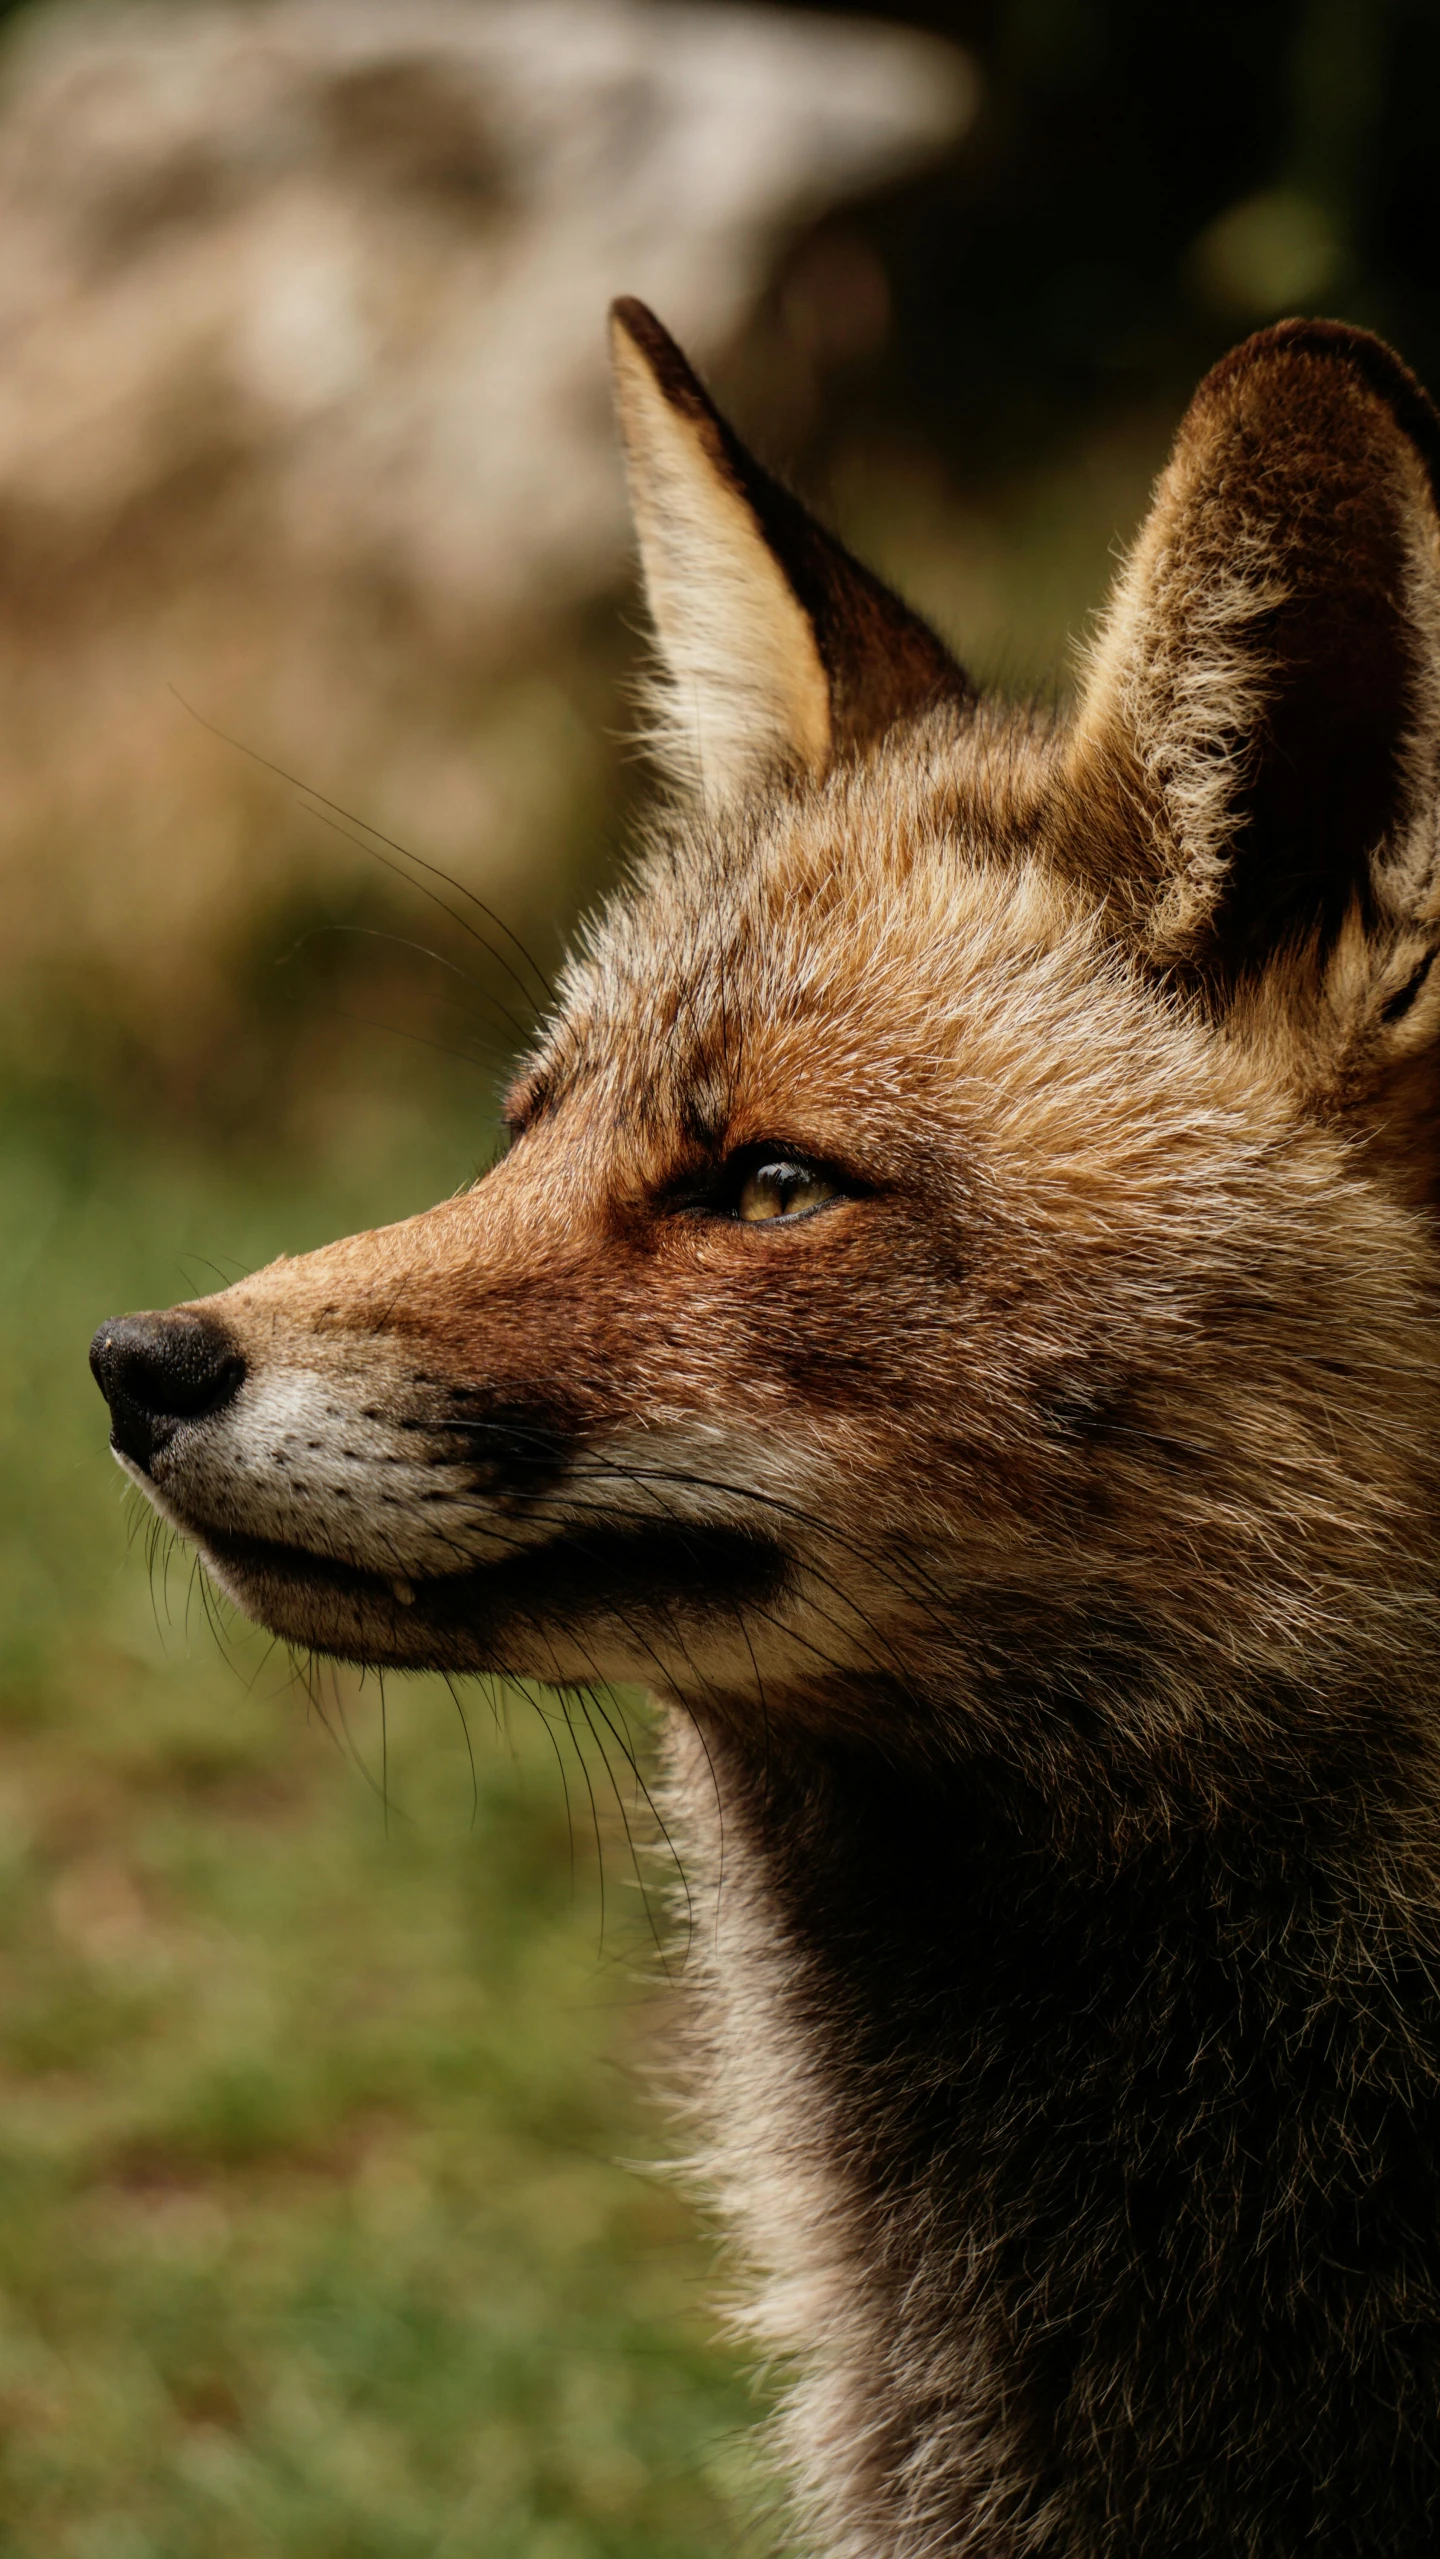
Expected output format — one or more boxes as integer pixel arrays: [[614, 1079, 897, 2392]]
[[735, 1158, 839, 1224]]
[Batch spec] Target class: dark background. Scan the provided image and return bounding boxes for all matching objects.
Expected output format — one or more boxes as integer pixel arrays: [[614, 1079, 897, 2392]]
[[760, 0, 1440, 477]]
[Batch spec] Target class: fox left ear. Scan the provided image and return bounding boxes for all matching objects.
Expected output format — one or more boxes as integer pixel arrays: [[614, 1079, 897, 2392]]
[[609, 298, 970, 805], [1067, 321, 1440, 1036]]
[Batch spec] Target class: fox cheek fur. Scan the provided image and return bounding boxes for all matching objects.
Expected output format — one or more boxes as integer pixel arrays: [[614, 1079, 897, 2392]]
[[92, 303, 1440, 2553]]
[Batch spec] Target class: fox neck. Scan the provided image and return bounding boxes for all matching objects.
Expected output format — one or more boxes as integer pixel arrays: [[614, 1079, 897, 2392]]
[[665, 1690, 1440, 2558]]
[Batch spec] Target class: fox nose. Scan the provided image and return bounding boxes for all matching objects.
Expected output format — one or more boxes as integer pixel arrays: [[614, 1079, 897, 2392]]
[[89, 1312, 246, 1473]]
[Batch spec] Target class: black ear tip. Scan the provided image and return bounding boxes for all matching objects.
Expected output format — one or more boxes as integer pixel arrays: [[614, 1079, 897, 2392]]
[[609, 295, 661, 353], [610, 297, 691, 377]]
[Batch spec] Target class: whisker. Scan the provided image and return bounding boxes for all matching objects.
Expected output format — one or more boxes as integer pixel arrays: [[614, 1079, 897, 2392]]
[[531, 1693, 580, 1892], [282, 997, 506, 1079], [588, 1463, 954, 1624], [571, 1675, 683, 1973], [279, 921, 512, 1002], [276, 915, 535, 1050], [174, 1253, 251, 1295], [302, 1653, 391, 1809], [378, 1666, 391, 1838], [501, 1480, 933, 1695], [440, 1670, 480, 1831], [553, 1673, 609, 1949], [169, 690, 554, 1009], [426, 1433, 953, 1629], [570, 1682, 670, 1968]]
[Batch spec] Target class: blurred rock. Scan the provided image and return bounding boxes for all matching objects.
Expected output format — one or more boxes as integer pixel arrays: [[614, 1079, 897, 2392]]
[[0, 0, 971, 1081]]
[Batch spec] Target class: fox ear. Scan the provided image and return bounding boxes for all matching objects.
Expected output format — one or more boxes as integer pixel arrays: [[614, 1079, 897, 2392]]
[[609, 298, 969, 804], [1068, 322, 1440, 1014]]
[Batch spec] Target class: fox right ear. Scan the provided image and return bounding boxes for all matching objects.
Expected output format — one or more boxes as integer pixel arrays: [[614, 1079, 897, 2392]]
[[609, 299, 969, 805], [1066, 321, 1440, 1002]]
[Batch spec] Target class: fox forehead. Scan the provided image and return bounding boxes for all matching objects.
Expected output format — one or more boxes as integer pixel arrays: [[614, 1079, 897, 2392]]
[[509, 711, 1285, 1210]]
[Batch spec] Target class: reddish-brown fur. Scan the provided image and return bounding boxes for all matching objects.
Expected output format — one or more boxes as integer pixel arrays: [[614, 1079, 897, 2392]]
[[91, 310, 1440, 2553]]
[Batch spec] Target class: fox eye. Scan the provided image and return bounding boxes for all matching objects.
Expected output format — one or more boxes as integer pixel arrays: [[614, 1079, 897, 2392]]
[[734, 1156, 840, 1224]]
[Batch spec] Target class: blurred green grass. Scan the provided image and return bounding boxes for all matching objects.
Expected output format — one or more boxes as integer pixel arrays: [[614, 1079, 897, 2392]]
[[0, 1073, 771, 2559]]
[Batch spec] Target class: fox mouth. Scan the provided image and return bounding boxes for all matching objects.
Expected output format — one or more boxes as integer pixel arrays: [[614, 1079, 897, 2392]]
[[193, 1518, 788, 1673], [91, 1315, 793, 1675]]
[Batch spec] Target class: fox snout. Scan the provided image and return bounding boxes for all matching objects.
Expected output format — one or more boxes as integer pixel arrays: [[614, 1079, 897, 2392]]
[[85, 1168, 813, 1696], [87, 1249, 612, 1678]]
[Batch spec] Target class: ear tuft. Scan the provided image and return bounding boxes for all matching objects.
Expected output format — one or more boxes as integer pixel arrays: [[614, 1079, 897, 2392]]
[[609, 297, 970, 805]]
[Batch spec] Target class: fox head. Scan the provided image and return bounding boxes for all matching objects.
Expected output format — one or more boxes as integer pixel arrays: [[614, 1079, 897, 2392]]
[[92, 307, 1440, 1798]]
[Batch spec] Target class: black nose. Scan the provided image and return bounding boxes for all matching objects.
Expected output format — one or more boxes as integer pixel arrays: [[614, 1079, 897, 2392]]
[[89, 1312, 246, 1473]]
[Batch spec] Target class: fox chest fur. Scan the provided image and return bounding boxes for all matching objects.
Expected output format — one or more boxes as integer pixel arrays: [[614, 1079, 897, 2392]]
[[91, 309, 1440, 2554]]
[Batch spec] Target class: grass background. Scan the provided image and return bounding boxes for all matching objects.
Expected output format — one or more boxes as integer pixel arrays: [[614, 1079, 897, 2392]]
[[0, 1074, 775, 2559]]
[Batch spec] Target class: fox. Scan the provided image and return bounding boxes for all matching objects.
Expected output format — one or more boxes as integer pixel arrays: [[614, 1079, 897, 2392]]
[[90, 302, 1440, 2554]]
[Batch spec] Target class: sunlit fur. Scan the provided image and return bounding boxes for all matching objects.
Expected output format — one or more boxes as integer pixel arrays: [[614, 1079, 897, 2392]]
[[98, 313, 1440, 2553]]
